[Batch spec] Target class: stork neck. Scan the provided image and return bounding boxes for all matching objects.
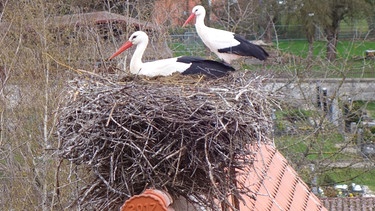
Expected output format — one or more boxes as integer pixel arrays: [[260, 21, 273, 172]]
[[130, 41, 147, 74], [195, 13, 206, 28]]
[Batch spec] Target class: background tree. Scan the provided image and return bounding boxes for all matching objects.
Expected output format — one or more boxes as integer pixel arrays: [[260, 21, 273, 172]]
[[200, 0, 211, 26], [210, 0, 279, 41], [282, 0, 372, 61], [256, 0, 283, 43], [364, 0, 375, 37], [283, 0, 329, 61]]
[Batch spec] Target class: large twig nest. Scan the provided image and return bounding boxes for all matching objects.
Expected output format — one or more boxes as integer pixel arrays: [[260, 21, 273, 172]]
[[57, 72, 275, 210]]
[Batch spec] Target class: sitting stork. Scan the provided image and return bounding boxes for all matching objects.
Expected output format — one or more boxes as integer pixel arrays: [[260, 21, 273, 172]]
[[109, 31, 235, 78]]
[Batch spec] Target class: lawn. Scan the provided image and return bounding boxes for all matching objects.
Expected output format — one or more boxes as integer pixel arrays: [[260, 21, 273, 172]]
[[276, 132, 348, 161], [321, 168, 375, 192], [277, 40, 375, 59], [273, 40, 375, 78]]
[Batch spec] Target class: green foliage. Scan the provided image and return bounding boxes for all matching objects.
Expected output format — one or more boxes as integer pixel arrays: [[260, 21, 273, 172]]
[[273, 108, 315, 136], [321, 174, 337, 186], [362, 127, 375, 143], [354, 101, 375, 119], [346, 102, 365, 123], [280, 109, 311, 122]]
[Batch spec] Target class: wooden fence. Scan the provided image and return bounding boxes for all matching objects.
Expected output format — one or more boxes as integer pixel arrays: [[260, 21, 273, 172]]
[[321, 197, 375, 211]]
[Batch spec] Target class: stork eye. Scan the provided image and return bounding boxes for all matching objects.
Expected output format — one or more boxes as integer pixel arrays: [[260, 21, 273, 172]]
[[132, 35, 137, 39]]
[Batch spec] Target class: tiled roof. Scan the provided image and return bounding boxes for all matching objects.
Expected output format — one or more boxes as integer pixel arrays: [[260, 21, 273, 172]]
[[238, 143, 327, 211]]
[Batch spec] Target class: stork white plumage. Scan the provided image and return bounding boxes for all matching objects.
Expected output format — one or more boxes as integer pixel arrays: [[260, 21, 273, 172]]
[[109, 31, 235, 78], [183, 5, 269, 64]]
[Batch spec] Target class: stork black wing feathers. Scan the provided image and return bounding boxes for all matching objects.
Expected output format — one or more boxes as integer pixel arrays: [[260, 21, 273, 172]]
[[177, 56, 235, 78], [218, 34, 269, 61]]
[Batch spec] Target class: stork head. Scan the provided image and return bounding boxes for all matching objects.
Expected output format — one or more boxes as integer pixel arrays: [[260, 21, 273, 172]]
[[183, 5, 206, 27], [109, 31, 149, 60], [127, 31, 149, 46], [191, 5, 206, 17]]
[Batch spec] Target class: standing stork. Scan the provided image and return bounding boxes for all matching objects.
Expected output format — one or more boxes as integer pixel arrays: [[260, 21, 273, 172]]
[[109, 31, 235, 78], [183, 5, 269, 64]]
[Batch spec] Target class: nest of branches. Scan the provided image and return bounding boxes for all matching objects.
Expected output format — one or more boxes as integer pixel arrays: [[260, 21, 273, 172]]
[[57, 72, 275, 210]]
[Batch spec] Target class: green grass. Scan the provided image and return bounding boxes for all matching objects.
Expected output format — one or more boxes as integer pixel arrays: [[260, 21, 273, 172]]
[[276, 132, 346, 160], [274, 40, 375, 78], [277, 40, 375, 59], [321, 168, 375, 192], [354, 101, 375, 119]]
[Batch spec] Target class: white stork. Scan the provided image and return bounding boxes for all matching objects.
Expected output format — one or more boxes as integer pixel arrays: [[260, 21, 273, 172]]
[[183, 5, 269, 64], [109, 31, 235, 78]]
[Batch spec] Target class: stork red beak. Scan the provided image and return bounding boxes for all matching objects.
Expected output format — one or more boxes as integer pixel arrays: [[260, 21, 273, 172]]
[[108, 41, 133, 60], [183, 13, 196, 27]]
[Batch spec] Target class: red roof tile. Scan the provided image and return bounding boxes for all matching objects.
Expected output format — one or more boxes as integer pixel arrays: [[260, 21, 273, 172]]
[[238, 144, 327, 211]]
